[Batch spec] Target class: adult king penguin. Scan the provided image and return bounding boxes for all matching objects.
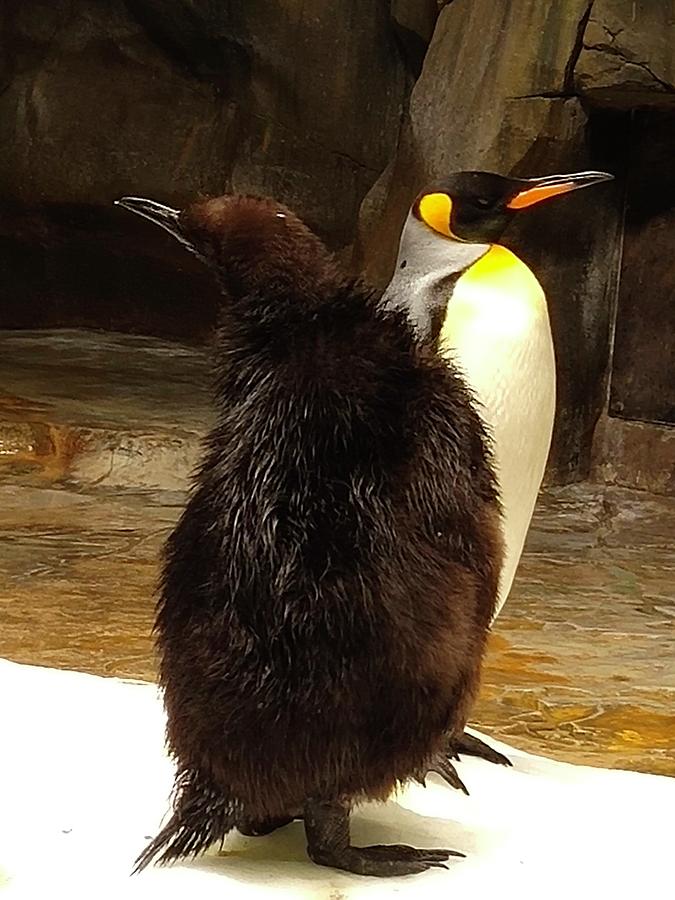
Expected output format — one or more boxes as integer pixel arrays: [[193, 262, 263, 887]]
[[382, 170, 613, 616]]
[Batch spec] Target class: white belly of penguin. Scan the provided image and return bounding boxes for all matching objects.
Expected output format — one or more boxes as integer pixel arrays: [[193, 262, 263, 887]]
[[439, 275, 556, 617]]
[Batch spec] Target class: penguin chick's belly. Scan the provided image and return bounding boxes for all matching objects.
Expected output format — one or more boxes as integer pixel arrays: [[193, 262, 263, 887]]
[[162, 621, 481, 819], [439, 246, 556, 613], [159, 510, 497, 820]]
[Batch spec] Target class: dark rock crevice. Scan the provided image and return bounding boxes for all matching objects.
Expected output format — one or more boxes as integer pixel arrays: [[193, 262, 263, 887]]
[[509, 92, 576, 100], [563, 0, 595, 93], [582, 43, 675, 94]]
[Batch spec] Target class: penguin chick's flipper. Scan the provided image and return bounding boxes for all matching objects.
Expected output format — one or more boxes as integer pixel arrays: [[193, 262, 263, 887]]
[[237, 815, 295, 837], [304, 800, 463, 877], [453, 732, 512, 767]]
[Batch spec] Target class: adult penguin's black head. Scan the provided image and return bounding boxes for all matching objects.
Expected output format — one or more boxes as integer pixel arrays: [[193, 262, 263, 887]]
[[413, 170, 614, 244]]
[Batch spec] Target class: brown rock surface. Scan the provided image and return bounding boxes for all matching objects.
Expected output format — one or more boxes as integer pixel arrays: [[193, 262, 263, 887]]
[[593, 416, 675, 495], [390, 0, 440, 74], [0, 330, 211, 490], [0, 0, 410, 335], [391, 0, 439, 42], [575, 1, 675, 106], [606, 111, 675, 428], [2, 0, 407, 236]]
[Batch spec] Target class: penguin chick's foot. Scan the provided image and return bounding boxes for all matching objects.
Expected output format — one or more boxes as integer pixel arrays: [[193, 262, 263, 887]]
[[452, 731, 512, 767], [237, 815, 295, 836], [304, 799, 463, 877], [426, 754, 470, 795]]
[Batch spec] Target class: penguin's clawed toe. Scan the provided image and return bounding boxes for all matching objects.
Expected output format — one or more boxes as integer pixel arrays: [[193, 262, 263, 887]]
[[452, 731, 512, 767], [310, 843, 461, 877], [427, 754, 470, 795], [304, 799, 464, 877]]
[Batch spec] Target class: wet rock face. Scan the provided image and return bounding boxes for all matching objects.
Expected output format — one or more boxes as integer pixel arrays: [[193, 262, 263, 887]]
[[608, 111, 675, 429], [575, 1, 675, 106], [0, 0, 416, 337], [2, 0, 409, 233]]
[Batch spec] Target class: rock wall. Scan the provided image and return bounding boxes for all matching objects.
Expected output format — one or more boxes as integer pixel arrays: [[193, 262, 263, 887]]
[[575, 0, 675, 106], [0, 0, 421, 337]]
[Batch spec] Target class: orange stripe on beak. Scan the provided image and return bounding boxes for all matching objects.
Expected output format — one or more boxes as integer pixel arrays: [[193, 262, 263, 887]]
[[507, 183, 577, 209]]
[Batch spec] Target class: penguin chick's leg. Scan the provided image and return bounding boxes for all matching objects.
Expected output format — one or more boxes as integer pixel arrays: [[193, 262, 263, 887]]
[[452, 731, 512, 767], [304, 799, 462, 877]]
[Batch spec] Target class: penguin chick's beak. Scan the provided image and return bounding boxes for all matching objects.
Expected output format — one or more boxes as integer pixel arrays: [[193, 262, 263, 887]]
[[507, 171, 614, 209], [115, 196, 184, 244]]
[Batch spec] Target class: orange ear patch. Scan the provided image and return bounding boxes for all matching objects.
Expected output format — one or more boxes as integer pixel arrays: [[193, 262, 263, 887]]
[[507, 183, 576, 209], [417, 192, 453, 237]]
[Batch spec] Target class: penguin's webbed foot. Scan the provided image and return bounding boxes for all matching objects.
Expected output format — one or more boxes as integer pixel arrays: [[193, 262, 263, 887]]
[[452, 731, 512, 767], [311, 843, 458, 877], [304, 799, 462, 877]]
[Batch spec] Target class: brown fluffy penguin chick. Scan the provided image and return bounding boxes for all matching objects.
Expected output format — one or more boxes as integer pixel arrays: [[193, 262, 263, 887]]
[[118, 193, 503, 877]]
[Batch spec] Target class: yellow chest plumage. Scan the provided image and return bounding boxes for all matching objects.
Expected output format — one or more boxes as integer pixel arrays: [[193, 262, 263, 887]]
[[439, 245, 556, 615], [444, 244, 547, 338]]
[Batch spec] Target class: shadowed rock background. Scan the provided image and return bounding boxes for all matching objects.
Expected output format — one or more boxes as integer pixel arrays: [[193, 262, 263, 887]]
[[0, 0, 673, 489]]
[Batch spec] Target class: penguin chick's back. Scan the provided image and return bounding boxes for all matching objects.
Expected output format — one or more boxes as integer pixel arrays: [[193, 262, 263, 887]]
[[156, 196, 503, 822]]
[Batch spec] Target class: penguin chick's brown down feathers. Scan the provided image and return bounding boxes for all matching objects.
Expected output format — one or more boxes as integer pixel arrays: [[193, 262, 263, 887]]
[[121, 194, 504, 877]]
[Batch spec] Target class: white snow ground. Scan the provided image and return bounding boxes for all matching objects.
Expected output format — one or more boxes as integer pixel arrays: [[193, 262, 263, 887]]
[[1, 658, 672, 899]]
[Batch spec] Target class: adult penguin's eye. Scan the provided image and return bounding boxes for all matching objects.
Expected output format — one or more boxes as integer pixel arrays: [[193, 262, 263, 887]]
[[475, 197, 492, 209]]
